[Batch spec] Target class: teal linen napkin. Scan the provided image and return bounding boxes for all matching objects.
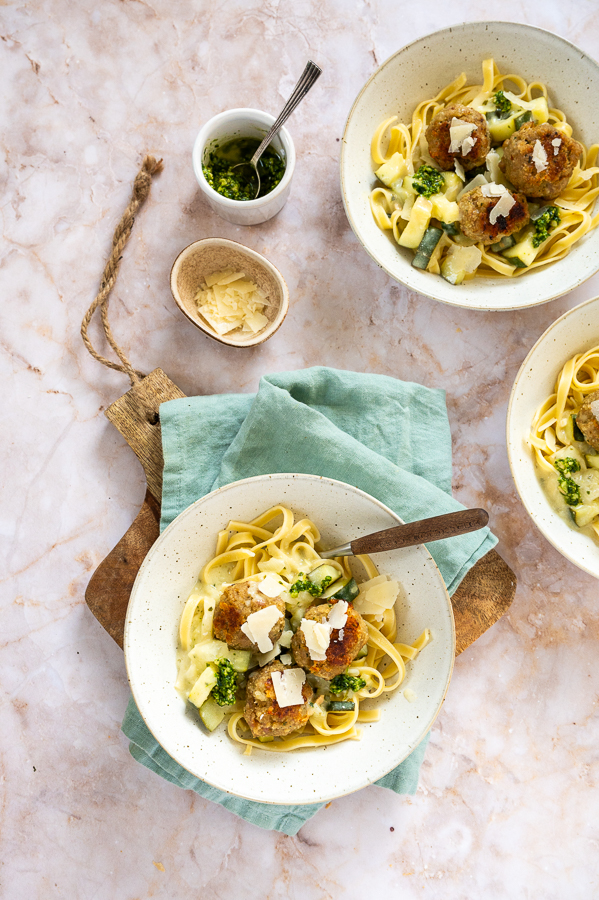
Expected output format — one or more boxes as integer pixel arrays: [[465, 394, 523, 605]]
[[122, 366, 497, 835]]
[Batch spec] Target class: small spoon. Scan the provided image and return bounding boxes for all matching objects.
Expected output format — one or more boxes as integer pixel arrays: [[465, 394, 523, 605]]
[[319, 508, 489, 558], [232, 60, 322, 198]]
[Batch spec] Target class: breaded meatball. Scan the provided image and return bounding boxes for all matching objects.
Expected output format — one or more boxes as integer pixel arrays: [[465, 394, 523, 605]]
[[500, 122, 583, 200], [213, 581, 285, 650], [426, 104, 491, 171], [291, 601, 368, 681], [458, 186, 529, 244], [576, 390, 599, 451], [244, 661, 313, 738]]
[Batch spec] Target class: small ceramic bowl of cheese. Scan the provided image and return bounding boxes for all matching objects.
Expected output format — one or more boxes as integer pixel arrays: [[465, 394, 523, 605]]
[[170, 238, 289, 347]]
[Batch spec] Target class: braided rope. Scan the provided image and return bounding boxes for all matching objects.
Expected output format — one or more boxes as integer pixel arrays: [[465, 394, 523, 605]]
[[81, 155, 164, 386]]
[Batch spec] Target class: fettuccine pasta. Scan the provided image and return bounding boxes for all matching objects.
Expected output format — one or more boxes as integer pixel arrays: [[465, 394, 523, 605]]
[[176, 505, 431, 753], [370, 58, 599, 283], [529, 344, 599, 538]]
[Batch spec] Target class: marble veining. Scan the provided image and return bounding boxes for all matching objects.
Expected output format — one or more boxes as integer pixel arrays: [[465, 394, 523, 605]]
[[2, 1, 599, 897]]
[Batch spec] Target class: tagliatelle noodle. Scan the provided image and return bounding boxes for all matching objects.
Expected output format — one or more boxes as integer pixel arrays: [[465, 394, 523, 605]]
[[177, 505, 431, 753], [529, 344, 599, 537], [369, 58, 599, 279]]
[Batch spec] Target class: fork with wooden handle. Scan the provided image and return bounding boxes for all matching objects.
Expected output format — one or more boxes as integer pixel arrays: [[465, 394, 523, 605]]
[[319, 508, 489, 558]]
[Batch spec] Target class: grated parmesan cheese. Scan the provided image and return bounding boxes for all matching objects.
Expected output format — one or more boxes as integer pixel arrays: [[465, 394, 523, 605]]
[[240, 605, 283, 653], [194, 270, 273, 337], [532, 140, 548, 173], [551, 137, 562, 156], [271, 668, 306, 707], [449, 118, 477, 156]]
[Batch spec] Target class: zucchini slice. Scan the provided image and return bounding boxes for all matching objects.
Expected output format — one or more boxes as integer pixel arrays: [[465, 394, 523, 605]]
[[412, 226, 443, 270], [331, 577, 360, 603], [441, 222, 460, 236], [490, 235, 516, 252], [572, 502, 599, 528], [441, 245, 483, 284], [573, 415, 586, 442], [198, 695, 226, 732], [515, 110, 533, 129], [308, 564, 342, 590], [503, 230, 539, 267], [327, 700, 355, 712]]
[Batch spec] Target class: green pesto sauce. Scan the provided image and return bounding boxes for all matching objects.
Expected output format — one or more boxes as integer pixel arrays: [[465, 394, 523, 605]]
[[203, 137, 286, 201]]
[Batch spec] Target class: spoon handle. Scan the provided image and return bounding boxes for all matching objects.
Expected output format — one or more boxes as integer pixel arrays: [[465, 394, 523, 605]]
[[320, 508, 489, 558], [251, 60, 322, 166]]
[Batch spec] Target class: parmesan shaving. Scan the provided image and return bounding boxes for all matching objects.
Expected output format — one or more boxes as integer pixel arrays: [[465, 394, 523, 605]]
[[449, 118, 477, 156], [300, 619, 331, 661], [480, 182, 507, 197], [278, 629, 293, 649], [280, 653, 293, 666], [454, 160, 466, 181], [257, 575, 285, 598], [532, 140, 548, 173], [551, 138, 562, 156], [257, 643, 280, 667], [354, 575, 399, 616], [590, 399, 599, 423], [327, 600, 348, 631], [489, 192, 516, 225], [240, 605, 283, 653], [461, 135, 476, 156], [297, 600, 349, 661], [271, 668, 306, 707], [485, 149, 503, 183], [194, 269, 272, 337]]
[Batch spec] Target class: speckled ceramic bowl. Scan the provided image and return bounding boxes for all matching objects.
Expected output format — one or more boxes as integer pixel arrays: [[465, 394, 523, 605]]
[[507, 296, 599, 578], [170, 238, 289, 347], [341, 22, 599, 311], [124, 474, 455, 805]]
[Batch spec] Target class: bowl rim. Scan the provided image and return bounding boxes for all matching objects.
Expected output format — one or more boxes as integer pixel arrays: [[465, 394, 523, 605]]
[[506, 294, 599, 578], [123, 473, 456, 804], [192, 107, 296, 209], [340, 21, 599, 312], [169, 237, 290, 348]]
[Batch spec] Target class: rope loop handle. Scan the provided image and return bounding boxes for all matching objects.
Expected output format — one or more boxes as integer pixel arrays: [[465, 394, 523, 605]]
[[81, 155, 163, 386]]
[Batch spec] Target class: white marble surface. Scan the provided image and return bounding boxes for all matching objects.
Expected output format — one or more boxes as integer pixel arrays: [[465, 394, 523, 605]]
[[3, 1, 599, 897]]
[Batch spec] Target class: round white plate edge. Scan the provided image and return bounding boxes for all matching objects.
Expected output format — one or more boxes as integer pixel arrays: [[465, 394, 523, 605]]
[[506, 295, 599, 579], [124, 473, 456, 805], [340, 21, 599, 311]]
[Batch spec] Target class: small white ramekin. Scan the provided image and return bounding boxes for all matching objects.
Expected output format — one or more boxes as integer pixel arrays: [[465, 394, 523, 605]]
[[192, 108, 295, 226]]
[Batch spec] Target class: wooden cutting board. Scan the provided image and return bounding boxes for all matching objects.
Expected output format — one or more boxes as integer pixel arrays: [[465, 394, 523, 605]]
[[85, 368, 516, 655]]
